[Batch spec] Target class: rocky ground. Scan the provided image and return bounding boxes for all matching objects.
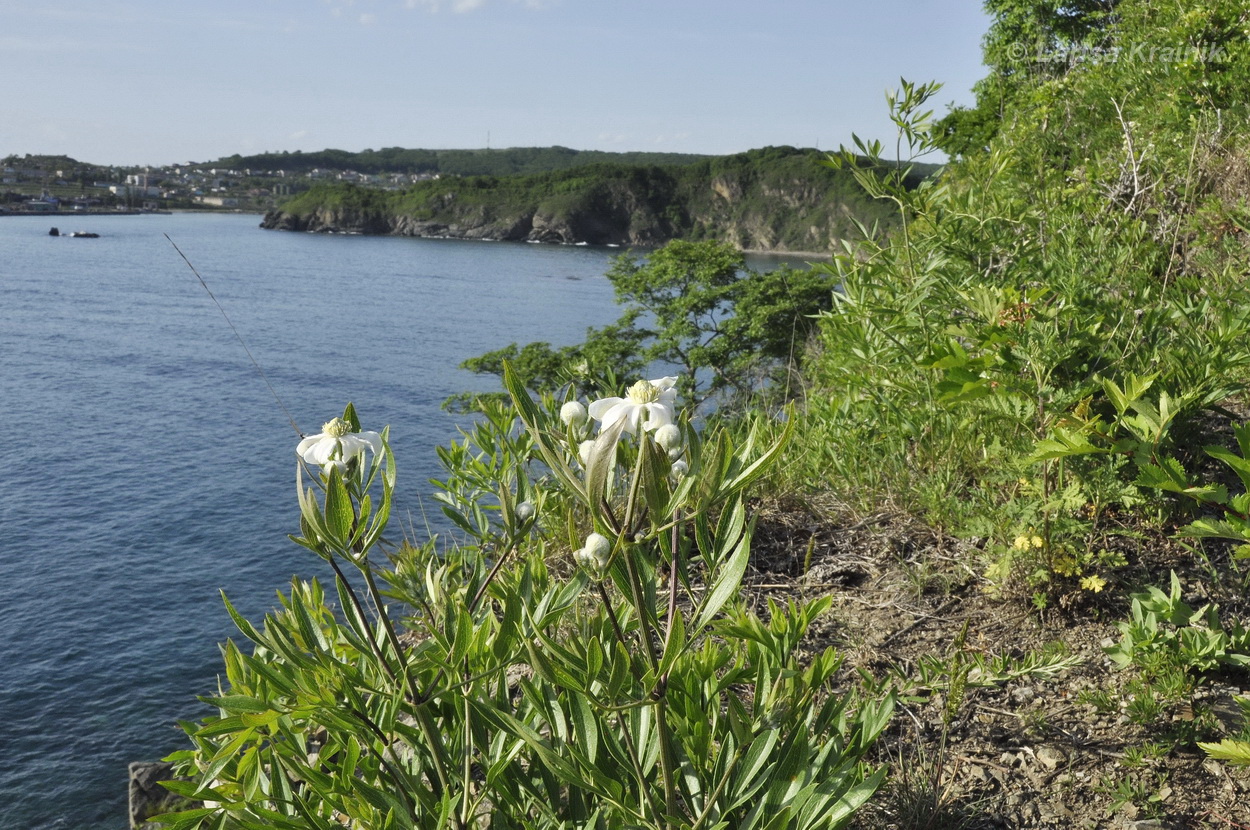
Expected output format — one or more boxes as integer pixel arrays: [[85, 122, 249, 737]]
[[746, 498, 1250, 830]]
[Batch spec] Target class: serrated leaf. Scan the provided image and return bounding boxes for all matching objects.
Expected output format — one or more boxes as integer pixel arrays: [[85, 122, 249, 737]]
[[1179, 516, 1250, 544], [1027, 428, 1102, 464], [1206, 445, 1250, 493], [1199, 739, 1250, 765]]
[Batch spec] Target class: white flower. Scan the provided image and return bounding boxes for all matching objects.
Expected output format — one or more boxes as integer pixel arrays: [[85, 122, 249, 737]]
[[587, 377, 678, 435], [515, 500, 535, 522], [296, 417, 383, 473], [574, 532, 612, 572], [560, 400, 588, 427], [670, 459, 689, 481]]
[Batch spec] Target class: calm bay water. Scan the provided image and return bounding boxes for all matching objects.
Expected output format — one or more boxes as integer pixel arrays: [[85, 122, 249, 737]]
[[0, 213, 631, 829], [0, 213, 811, 828]]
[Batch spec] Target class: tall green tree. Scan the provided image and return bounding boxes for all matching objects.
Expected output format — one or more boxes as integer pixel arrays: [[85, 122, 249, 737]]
[[936, 0, 1121, 156], [457, 239, 836, 409]]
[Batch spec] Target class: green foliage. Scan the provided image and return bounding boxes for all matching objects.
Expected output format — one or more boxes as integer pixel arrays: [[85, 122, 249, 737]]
[[1197, 693, 1250, 766], [1105, 571, 1250, 674], [769, 0, 1250, 597], [162, 385, 893, 829], [458, 239, 837, 411], [215, 145, 714, 178], [271, 146, 921, 252], [602, 240, 835, 404]]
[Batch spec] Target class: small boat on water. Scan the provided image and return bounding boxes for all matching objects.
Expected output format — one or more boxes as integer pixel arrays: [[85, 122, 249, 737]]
[[68, 231, 100, 238]]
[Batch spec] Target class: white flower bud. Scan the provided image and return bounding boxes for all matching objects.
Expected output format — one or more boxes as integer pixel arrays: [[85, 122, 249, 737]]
[[578, 439, 596, 468], [574, 532, 612, 572], [560, 400, 588, 427], [515, 501, 535, 522], [670, 459, 689, 480], [653, 423, 682, 453]]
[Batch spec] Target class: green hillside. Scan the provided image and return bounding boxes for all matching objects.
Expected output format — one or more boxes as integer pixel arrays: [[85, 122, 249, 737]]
[[263, 145, 937, 252], [212, 145, 714, 177]]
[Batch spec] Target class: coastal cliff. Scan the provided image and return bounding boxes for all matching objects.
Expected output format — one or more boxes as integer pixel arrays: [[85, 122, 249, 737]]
[[260, 147, 926, 252]]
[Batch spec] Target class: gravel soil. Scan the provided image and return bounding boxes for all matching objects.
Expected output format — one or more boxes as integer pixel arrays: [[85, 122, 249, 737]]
[[744, 497, 1250, 829]]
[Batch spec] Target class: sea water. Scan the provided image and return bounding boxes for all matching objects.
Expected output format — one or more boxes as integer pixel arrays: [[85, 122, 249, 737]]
[[0, 213, 629, 828], [0, 212, 812, 828]]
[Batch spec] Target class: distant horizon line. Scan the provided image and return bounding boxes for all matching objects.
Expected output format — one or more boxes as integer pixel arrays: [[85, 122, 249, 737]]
[[4, 142, 852, 171]]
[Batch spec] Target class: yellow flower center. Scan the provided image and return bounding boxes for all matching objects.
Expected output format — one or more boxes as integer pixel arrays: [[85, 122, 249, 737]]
[[626, 380, 660, 404], [322, 417, 352, 438]]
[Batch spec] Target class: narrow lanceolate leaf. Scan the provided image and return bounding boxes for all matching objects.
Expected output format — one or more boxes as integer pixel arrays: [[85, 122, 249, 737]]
[[568, 691, 600, 764], [202, 694, 273, 714], [713, 498, 747, 565], [824, 765, 887, 826], [323, 468, 354, 546], [585, 416, 628, 517], [725, 729, 778, 811], [695, 510, 751, 633], [504, 361, 587, 501], [716, 415, 793, 501]]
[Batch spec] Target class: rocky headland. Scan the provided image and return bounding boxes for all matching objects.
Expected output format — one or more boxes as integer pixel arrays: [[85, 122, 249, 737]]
[[259, 147, 926, 253]]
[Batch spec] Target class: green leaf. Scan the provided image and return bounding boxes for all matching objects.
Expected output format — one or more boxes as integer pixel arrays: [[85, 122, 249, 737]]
[[1027, 427, 1103, 464], [568, 691, 599, 764], [1206, 445, 1250, 493], [240, 709, 281, 728], [585, 416, 627, 516], [323, 467, 353, 546], [203, 694, 273, 714], [1135, 456, 1193, 493], [1199, 739, 1250, 766], [341, 402, 361, 432], [1179, 516, 1250, 544], [726, 729, 778, 810], [695, 506, 750, 633], [824, 765, 887, 826], [715, 416, 793, 502]]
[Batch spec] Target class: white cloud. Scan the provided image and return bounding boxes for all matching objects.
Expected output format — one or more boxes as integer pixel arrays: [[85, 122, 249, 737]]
[[405, 0, 481, 11], [404, 0, 549, 12], [289, 130, 309, 141], [359, 12, 377, 24]]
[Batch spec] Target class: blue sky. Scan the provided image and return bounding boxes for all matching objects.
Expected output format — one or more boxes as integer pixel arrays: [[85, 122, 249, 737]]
[[2, 1, 992, 166]]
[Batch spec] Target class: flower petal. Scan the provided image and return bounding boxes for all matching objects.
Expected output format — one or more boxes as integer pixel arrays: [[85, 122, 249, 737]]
[[588, 396, 624, 421], [308, 436, 339, 465], [642, 403, 673, 431], [649, 376, 677, 392], [296, 432, 325, 461]]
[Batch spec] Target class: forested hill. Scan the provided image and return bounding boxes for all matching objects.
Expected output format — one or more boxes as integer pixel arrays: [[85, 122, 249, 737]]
[[260, 146, 939, 252], [217, 146, 714, 177]]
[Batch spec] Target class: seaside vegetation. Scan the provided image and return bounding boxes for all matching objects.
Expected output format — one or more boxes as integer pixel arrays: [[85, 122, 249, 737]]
[[269, 146, 932, 252], [212, 146, 716, 178], [162, 0, 1250, 826]]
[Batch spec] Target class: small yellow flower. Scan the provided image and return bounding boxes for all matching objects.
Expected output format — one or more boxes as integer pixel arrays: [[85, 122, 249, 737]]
[[1080, 575, 1107, 593], [1012, 535, 1030, 550], [1030, 535, 1044, 549]]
